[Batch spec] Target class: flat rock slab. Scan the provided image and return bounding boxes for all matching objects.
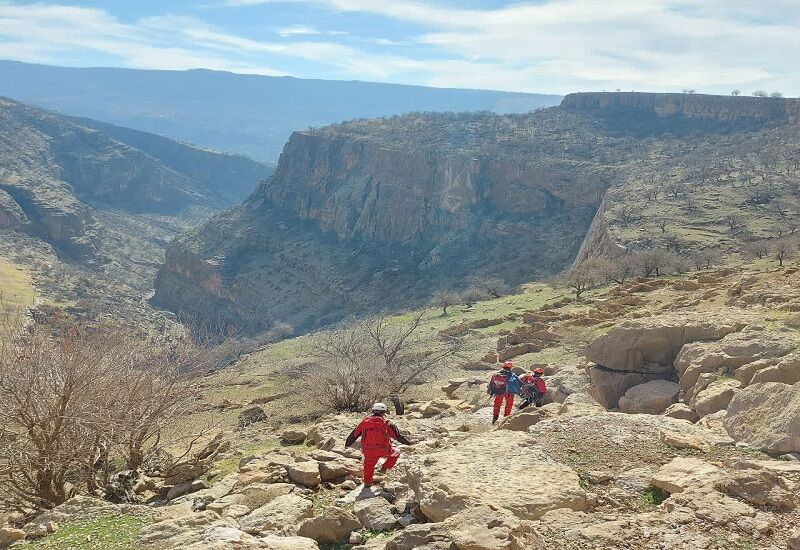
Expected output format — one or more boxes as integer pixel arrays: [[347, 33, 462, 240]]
[[404, 431, 588, 522]]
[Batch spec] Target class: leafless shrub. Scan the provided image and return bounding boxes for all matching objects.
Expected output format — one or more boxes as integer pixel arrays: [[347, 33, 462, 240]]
[[432, 291, 461, 316], [556, 258, 606, 301], [308, 312, 466, 412], [631, 249, 673, 277], [691, 249, 725, 270], [468, 276, 509, 299], [743, 240, 771, 260], [0, 315, 222, 513]]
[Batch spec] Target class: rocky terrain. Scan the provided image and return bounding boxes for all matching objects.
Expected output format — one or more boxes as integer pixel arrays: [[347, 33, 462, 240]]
[[0, 97, 268, 329], [154, 92, 800, 332], [4, 262, 799, 550]]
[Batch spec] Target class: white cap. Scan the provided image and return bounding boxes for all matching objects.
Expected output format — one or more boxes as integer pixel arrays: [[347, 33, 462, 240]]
[[372, 402, 388, 412]]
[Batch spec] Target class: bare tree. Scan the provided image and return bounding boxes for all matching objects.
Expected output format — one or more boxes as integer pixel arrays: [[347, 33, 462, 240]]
[[752, 90, 768, 97], [468, 276, 509, 299], [600, 255, 637, 285], [632, 249, 672, 277], [770, 91, 784, 98], [691, 249, 724, 270], [655, 217, 669, 234], [432, 291, 460, 316], [309, 312, 466, 412], [557, 259, 605, 302], [772, 238, 796, 267], [0, 316, 224, 513], [461, 287, 487, 308], [743, 240, 771, 260], [731, 90, 741, 96]]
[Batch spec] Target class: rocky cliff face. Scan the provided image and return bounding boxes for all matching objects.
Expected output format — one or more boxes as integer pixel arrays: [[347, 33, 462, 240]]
[[562, 92, 800, 125], [155, 92, 800, 332]]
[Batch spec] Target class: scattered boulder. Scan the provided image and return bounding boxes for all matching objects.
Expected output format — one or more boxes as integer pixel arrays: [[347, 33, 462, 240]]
[[353, 497, 397, 531], [662, 403, 699, 423], [664, 488, 755, 526], [587, 366, 664, 409], [444, 505, 544, 550], [618, 379, 679, 414], [259, 535, 321, 550], [750, 354, 800, 385], [724, 382, 800, 454], [238, 406, 268, 428], [298, 506, 361, 543], [659, 430, 711, 452], [716, 468, 796, 509], [651, 457, 727, 494], [691, 378, 741, 417], [0, 527, 25, 546], [559, 392, 604, 415], [286, 461, 321, 488], [239, 494, 314, 535], [281, 429, 308, 445], [497, 407, 547, 431], [586, 316, 742, 373]]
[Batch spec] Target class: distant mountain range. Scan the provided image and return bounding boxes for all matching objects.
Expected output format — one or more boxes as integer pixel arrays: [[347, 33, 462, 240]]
[[0, 60, 562, 161]]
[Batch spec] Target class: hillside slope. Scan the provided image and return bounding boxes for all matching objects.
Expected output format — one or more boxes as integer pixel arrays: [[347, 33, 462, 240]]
[[153, 92, 800, 333], [0, 60, 562, 160], [0, 97, 267, 259]]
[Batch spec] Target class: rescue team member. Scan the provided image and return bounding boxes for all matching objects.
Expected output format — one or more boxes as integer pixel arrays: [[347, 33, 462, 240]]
[[487, 361, 520, 424], [345, 402, 412, 486], [519, 367, 548, 409]]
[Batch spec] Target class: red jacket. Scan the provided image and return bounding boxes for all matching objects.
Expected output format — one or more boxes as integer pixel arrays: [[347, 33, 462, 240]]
[[520, 373, 547, 395], [345, 415, 410, 456]]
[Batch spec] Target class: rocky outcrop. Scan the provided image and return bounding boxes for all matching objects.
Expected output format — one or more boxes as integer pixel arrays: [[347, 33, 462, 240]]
[[724, 382, 800, 454], [562, 92, 800, 125], [404, 430, 588, 522]]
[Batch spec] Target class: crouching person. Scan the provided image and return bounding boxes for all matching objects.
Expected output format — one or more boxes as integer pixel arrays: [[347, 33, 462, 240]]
[[519, 367, 547, 409], [345, 402, 412, 486]]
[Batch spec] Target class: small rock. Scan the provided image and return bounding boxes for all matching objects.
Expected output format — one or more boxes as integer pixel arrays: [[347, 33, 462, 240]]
[[659, 430, 711, 452], [0, 527, 26, 546], [349, 531, 364, 544], [237, 406, 268, 429], [286, 461, 321, 488], [353, 498, 397, 531], [281, 429, 308, 445]]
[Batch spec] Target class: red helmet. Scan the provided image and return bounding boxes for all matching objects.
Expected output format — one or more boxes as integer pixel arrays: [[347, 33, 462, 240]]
[[502, 361, 513, 370], [534, 368, 545, 376]]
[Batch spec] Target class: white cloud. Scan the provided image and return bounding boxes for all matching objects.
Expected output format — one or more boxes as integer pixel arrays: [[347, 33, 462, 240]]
[[218, 0, 800, 95], [0, 0, 797, 95]]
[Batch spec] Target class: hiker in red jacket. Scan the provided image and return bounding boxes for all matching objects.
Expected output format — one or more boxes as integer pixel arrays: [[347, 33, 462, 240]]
[[488, 361, 520, 424], [519, 367, 548, 409], [345, 402, 412, 486]]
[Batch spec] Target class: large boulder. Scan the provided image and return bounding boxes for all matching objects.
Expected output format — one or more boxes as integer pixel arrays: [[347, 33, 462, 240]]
[[404, 431, 588, 522], [650, 457, 728, 494], [0, 527, 25, 546], [443, 506, 544, 550], [674, 327, 796, 397], [586, 316, 743, 373], [749, 354, 800, 385], [286, 461, 321, 488], [353, 497, 397, 531], [715, 468, 796, 509], [259, 535, 320, 550], [239, 494, 314, 535], [587, 366, 664, 409], [618, 379, 679, 414], [297, 506, 361, 543], [724, 382, 800, 454], [690, 378, 741, 417]]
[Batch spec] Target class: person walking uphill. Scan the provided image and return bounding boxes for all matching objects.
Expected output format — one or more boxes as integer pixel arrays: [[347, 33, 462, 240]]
[[345, 402, 412, 486], [488, 361, 521, 424]]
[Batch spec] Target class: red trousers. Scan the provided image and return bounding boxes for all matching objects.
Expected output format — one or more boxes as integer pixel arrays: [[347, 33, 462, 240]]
[[362, 447, 400, 484], [493, 393, 514, 418]]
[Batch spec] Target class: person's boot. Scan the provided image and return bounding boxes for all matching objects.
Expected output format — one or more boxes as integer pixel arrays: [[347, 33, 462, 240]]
[[492, 415, 498, 425]]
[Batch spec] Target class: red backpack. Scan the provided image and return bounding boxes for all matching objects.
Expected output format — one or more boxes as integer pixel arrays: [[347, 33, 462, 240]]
[[359, 416, 392, 453]]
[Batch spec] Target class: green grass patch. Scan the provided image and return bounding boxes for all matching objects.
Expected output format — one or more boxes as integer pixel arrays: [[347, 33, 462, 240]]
[[640, 486, 670, 507], [28, 514, 150, 550], [0, 256, 34, 317]]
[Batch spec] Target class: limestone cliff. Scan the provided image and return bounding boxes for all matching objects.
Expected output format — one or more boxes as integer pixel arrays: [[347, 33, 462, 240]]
[[155, 92, 800, 332]]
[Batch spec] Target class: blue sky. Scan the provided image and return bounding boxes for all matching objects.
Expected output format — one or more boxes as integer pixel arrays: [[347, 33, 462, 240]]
[[0, 0, 798, 95]]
